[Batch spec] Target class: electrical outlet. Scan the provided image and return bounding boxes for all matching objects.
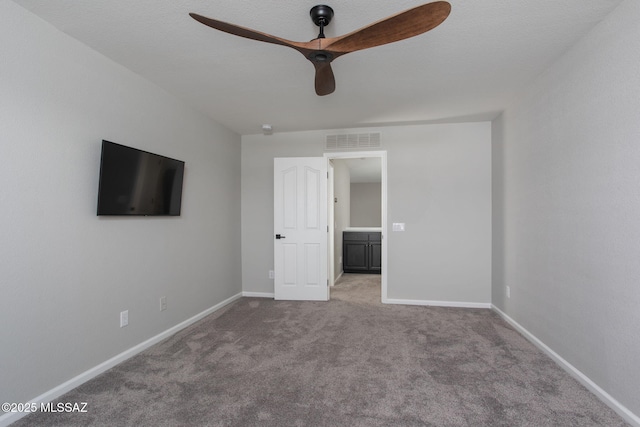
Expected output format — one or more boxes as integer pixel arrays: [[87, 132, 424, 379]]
[[160, 296, 167, 312], [120, 310, 129, 327], [506, 286, 511, 299], [268, 270, 274, 279]]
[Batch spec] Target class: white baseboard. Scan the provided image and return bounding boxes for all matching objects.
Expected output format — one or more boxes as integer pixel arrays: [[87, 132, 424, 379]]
[[384, 298, 492, 309], [492, 305, 640, 427], [0, 292, 243, 427], [242, 291, 275, 298]]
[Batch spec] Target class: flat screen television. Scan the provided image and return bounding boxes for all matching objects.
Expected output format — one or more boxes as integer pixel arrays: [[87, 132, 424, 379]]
[[97, 140, 185, 216]]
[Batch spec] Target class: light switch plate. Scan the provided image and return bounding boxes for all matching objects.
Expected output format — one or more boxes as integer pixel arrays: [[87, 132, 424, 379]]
[[392, 223, 405, 232]]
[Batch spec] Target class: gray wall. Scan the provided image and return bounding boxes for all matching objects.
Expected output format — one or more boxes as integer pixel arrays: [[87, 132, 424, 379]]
[[1, 2, 241, 405], [351, 183, 382, 227], [492, 0, 640, 417], [242, 123, 492, 304], [332, 161, 351, 279]]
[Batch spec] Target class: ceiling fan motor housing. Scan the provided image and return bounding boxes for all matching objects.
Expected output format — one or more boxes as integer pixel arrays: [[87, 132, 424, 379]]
[[308, 51, 333, 63]]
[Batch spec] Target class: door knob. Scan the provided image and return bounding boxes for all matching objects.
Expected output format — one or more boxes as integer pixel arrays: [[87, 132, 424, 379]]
[[275, 234, 286, 239]]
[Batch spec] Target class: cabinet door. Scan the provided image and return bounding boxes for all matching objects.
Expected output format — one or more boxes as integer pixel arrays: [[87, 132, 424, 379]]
[[369, 242, 382, 273], [343, 241, 369, 272]]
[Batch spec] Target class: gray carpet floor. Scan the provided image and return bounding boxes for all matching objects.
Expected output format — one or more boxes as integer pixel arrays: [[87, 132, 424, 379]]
[[14, 274, 627, 426]]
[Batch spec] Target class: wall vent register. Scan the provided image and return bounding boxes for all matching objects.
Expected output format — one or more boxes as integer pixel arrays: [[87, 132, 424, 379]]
[[325, 132, 381, 150]]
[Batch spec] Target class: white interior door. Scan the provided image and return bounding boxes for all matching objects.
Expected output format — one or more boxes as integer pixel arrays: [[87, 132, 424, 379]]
[[274, 157, 328, 301]]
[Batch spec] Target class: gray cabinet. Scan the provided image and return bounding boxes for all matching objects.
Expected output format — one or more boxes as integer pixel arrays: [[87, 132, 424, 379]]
[[343, 232, 381, 274]]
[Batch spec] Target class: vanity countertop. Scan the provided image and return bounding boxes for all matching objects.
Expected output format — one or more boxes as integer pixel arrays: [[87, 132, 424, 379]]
[[344, 227, 382, 232]]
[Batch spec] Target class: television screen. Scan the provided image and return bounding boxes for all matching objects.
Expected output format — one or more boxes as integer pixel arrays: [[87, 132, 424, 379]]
[[97, 140, 185, 216]]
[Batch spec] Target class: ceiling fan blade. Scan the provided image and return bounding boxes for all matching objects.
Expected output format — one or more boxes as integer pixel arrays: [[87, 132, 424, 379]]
[[314, 62, 336, 96], [189, 13, 305, 51], [325, 1, 451, 54]]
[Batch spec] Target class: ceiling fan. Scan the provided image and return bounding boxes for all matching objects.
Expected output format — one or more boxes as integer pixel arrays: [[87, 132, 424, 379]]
[[189, 2, 451, 96]]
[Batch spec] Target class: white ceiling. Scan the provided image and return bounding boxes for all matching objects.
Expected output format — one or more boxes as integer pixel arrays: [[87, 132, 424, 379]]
[[12, 0, 623, 135]]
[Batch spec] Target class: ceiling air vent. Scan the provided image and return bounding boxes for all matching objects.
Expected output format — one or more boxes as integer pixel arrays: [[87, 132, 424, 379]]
[[325, 132, 381, 150]]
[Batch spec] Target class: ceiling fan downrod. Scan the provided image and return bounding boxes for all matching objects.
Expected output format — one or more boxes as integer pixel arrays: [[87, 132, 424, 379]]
[[310, 5, 334, 39]]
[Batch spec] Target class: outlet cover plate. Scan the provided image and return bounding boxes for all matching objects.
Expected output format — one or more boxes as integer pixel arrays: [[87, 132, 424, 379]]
[[120, 310, 129, 327]]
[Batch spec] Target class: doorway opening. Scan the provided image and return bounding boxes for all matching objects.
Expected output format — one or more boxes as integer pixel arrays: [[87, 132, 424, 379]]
[[325, 151, 388, 303]]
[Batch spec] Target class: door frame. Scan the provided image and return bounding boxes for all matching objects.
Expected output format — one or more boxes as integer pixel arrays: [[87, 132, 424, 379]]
[[324, 151, 388, 303], [327, 161, 335, 288]]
